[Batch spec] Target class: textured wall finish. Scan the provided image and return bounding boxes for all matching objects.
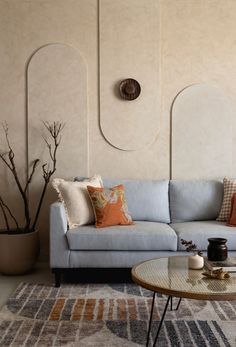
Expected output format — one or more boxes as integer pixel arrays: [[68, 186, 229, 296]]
[[2, 0, 236, 259], [171, 84, 233, 179], [99, 0, 160, 151], [28, 43, 88, 178], [28, 43, 88, 256]]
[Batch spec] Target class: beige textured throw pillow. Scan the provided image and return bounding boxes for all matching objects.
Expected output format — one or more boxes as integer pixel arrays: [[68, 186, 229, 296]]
[[52, 175, 103, 228], [217, 177, 236, 222]]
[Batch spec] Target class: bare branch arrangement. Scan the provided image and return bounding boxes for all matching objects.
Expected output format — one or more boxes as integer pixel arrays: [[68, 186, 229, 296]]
[[0, 121, 65, 234], [180, 239, 203, 256]]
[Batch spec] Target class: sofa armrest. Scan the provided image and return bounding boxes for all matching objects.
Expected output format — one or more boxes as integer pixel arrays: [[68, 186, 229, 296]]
[[50, 202, 70, 268]]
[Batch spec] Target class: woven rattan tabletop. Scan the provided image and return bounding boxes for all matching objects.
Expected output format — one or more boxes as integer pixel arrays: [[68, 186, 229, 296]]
[[132, 256, 236, 301]]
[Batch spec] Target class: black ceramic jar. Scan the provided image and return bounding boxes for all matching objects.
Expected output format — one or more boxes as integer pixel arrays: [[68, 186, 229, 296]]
[[207, 238, 228, 261]]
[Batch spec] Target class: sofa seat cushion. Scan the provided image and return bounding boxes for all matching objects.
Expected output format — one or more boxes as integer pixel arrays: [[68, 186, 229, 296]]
[[171, 221, 236, 251], [66, 221, 177, 251]]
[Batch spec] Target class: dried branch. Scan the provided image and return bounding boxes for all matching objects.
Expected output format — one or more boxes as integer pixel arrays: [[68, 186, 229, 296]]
[[0, 150, 13, 171], [31, 121, 65, 231], [0, 121, 64, 233], [180, 239, 203, 256], [0, 196, 19, 230], [1, 123, 31, 230], [0, 198, 10, 231], [24, 159, 40, 194], [3, 122, 10, 149], [43, 137, 53, 161]]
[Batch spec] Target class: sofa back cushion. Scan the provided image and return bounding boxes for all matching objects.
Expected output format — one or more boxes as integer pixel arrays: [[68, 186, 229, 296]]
[[169, 180, 223, 223], [102, 179, 170, 223]]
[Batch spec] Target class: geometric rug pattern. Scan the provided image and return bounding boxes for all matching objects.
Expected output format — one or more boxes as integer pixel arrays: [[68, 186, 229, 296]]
[[0, 283, 235, 346]]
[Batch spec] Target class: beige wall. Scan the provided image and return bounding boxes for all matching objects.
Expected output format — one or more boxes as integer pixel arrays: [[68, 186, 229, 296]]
[[1, 0, 236, 259]]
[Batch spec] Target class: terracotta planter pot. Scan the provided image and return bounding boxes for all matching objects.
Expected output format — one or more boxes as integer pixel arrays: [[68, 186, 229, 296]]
[[0, 230, 40, 275]]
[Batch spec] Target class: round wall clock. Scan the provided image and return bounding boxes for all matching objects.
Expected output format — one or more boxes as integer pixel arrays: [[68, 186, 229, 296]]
[[119, 78, 141, 100]]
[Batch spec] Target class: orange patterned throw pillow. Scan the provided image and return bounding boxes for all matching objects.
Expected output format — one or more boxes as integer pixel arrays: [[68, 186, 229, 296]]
[[87, 185, 133, 228]]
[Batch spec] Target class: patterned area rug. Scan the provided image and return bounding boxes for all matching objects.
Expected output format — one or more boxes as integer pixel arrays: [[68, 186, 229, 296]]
[[0, 283, 235, 346]]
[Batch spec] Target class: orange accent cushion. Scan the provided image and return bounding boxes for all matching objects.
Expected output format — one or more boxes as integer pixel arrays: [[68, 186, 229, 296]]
[[87, 184, 133, 228], [227, 193, 236, 226]]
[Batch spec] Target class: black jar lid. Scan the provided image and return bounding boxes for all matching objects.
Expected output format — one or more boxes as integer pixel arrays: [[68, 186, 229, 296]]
[[208, 238, 227, 243]]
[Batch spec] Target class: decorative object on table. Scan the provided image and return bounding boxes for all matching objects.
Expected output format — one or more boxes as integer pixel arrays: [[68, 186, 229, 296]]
[[204, 257, 236, 272], [207, 237, 228, 261], [180, 239, 204, 269], [202, 268, 230, 280], [0, 121, 64, 275], [119, 78, 141, 100], [188, 254, 204, 270]]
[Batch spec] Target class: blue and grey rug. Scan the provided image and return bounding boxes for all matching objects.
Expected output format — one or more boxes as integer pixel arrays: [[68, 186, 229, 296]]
[[0, 283, 235, 346]]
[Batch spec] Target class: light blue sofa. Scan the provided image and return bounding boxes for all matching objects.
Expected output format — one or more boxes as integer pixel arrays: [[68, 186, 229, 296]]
[[50, 179, 236, 286]]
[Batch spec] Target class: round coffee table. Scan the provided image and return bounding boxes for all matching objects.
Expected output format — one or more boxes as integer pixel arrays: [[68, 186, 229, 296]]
[[131, 256, 236, 347]]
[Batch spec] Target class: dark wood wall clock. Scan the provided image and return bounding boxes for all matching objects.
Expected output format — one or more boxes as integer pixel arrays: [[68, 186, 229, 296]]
[[119, 78, 141, 100]]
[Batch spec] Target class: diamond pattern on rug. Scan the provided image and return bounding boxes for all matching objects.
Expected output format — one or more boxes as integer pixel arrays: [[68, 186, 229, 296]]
[[0, 283, 235, 346]]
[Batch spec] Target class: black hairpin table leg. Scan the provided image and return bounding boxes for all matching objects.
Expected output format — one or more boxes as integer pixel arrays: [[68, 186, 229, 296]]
[[175, 297, 182, 311], [146, 292, 156, 347], [146, 295, 182, 347], [170, 296, 182, 311], [152, 295, 171, 347]]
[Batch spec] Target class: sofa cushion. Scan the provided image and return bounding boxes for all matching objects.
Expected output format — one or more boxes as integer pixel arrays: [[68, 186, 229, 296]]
[[217, 177, 236, 222], [227, 193, 236, 226], [169, 180, 223, 223], [52, 175, 103, 228], [87, 184, 133, 228], [69, 251, 189, 268], [102, 179, 170, 223], [66, 221, 177, 251], [171, 221, 236, 251]]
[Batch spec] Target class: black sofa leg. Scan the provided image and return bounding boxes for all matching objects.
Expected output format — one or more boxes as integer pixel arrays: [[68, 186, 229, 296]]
[[54, 269, 61, 287]]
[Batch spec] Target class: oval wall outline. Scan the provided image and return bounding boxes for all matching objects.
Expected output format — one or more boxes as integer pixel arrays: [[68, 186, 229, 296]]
[[171, 83, 233, 179]]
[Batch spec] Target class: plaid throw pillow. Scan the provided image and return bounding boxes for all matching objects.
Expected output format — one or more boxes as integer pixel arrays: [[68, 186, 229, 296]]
[[217, 177, 236, 222]]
